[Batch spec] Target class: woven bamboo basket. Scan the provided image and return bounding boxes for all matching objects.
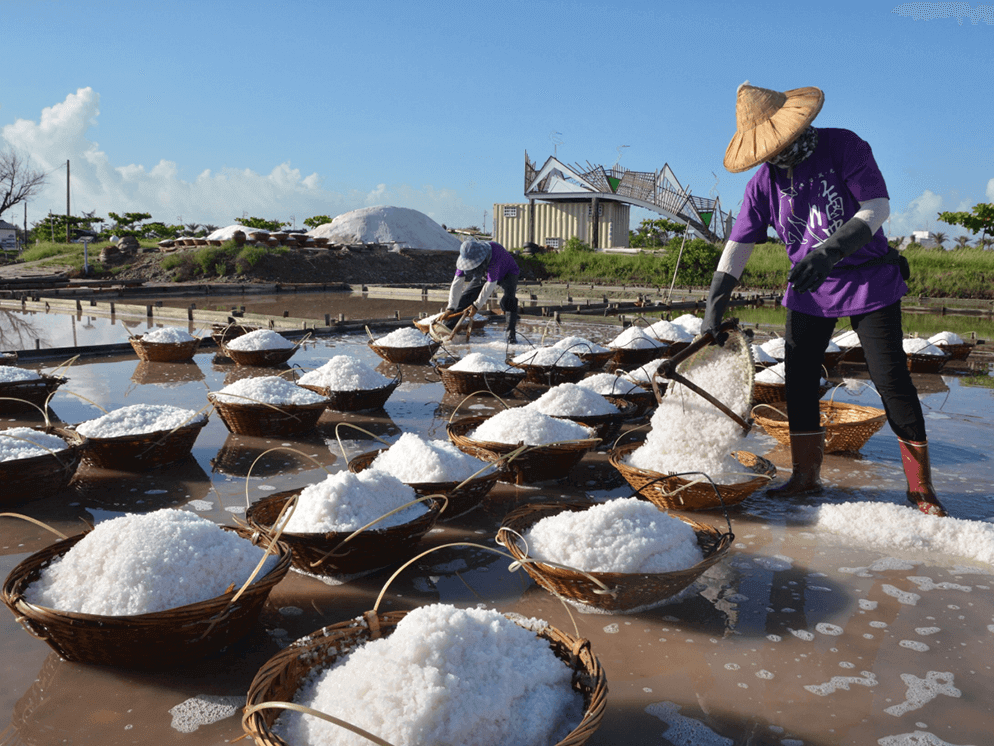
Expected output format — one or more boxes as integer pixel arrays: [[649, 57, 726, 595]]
[[838, 345, 865, 364], [298, 377, 401, 412], [753, 400, 888, 454], [752, 380, 831, 406], [609, 442, 776, 511], [76, 415, 209, 471], [0, 373, 67, 413], [367, 339, 441, 365], [608, 345, 668, 370], [244, 488, 443, 577], [0, 426, 86, 505], [906, 350, 950, 374], [551, 396, 638, 442], [1, 526, 291, 668], [507, 360, 590, 386], [574, 349, 615, 370], [655, 339, 691, 358], [347, 449, 503, 519], [498, 502, 733, 613], [436, 360, 524, 397], [935, 342, 973, 361], [208, 393, 328, 437], [447, 415, 600, 485], [222, 342, 299, 368], [129, 335, 201, 363], [211, 323, 258, 351], [242, 608, 607, 746]]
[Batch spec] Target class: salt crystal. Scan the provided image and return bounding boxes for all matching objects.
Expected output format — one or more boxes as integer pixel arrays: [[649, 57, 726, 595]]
[[76, 404, 205, 438], [0, 427, 69, 462], [449, 352, 523, 374], [369, 432, 491, 482], [142, 327, 196, 344], [213, 376, 326, 405], [526, 383, 618, 417], [297, 355, 391, 390], [671, 314, 703, 335], [646, 320, 693, 343], [760, 337, 786, 360], [903, 338, 945, 356], [751, 345, 777, 365], [512, 348, 584, 367], [609, 326, 666, 350], [226, 329, 294, 351], [928, 331, 965, 346], [0, 365, 42, 383], [576, 372, 640, 396], [373, 327, 433, 348], [551, 336, 609, 354], [469, 407, 594, 445]]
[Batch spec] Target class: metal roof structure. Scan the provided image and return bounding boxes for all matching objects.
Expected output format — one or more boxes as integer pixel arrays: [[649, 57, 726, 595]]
[[524, 152, 729, 242]]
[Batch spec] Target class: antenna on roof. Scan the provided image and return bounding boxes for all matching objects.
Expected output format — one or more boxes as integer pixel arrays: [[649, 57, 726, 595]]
[[614, 145, 629, 169], [550, 131, 564, 158]]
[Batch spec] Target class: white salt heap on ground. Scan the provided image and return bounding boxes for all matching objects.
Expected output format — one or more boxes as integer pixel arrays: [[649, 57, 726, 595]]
[[0, 366, 41, 383], [627, 342, 752, 482], [25, 509, 277, 615], [903, 338, 945, 356], [814, 502, 994, 565], [470, 408, 594, 445], [760, 337, 786, 360], [523, 498, 704, 574], [226, 329, 294, 351], [279, 469, 427, 533], [833, 329, 861, 348], [213, 376, 326, 405], [609, 326, 666, 350], [0, 427, 69, 462], [275, 603, 583, 746], [672, 314, 703, 336], [646, 319, 694, 343], [512, 348, 584, 367], [306, 205, 461, 251], [374, 327, 434, 348], [449, 352, 523, 374], [76, 404, 205, 438], [552, 336, 609, 354], [928, 331, 965, 346], [142, 327, 197, 344], [577, 372, 641, 396], [298, 356, 391, 390], [369, 432, 491, 483], [526, 383, 618, 417]]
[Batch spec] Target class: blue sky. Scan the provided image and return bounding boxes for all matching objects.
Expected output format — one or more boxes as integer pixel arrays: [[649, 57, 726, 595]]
[[1, 0, 991, 241]]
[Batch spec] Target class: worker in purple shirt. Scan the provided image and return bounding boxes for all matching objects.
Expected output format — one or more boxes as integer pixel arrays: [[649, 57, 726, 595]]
[[702, 82, 947, 517], [446, 239, 520, 344]]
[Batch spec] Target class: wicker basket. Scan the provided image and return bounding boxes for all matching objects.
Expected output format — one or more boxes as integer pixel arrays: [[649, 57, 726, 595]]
[[551, 397, 638, 442], [348, 449, 503, 519], [935, 342, 973, 361], [244, 488, 443, 577], [368, 339, 441, 365], [76, 415, 209, 471], [298, 377, 401, 412], [752, 380, 831, 406], [609, 443, 776, 511], [222, 342, 299, 368], [436, 360, 524, 397], [0, 426, 86, 505], [242, 608, 607, 746], [1, 526, 291, 668], [0, 373, 67, 413], [498, 502, 733, 613], [575, 349, 615, 371], [211, 323, 258, 352], [507, 360, 590, 386], [752, 400, 888, 454], [906, 351, 950, 374], [208, 393, 328, 437], [608, 345, 668, 370], [129, 335, 201, 363], [447, 415, 600, 485]]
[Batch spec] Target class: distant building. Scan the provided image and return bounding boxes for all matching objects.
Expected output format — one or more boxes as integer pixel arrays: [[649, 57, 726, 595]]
[[493, 201, 630, 250], [0, 220, 17, 249], [898, 230, 938, 249]]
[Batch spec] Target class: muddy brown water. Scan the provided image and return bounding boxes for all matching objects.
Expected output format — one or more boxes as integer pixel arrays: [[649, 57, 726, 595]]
[[1, 304, 992, 746]]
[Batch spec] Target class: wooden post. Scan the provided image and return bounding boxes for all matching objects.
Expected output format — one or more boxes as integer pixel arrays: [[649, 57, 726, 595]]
[[146, 305, 153, 318], [324, 313, 331, 326]]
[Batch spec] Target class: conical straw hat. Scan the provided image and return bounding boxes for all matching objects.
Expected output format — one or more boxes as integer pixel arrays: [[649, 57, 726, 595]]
[[723, 82, 824, 173]]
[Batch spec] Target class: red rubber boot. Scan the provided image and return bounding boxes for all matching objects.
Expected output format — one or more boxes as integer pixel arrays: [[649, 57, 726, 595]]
[[898, 438, 948, 517]]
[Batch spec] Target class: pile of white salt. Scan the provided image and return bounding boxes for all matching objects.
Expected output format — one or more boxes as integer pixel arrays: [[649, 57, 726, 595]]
[[551, 336, 609, 354], [576, 372, 641, 396], [226, 329, 294, 351], [213, 376, 326, 405], [903, 338, 945, 356], [646, 319, 694, 343], [608, 326, 666, 350], [76, 404, 205, 439], [523, 497, 703, 574], [298, 356, 391, 390], [25, 509, 277, 615], [526, 383, 618, 417], [512, 348, 584, 368], [274, 604, 583, 746], [0, 366, 41, 383], [671, 314, 703, 336], [141, 327, 197, 344], [0, 427, 69, 462], [369, 432, 491, 483], [469, 408, 594, 445], [832, 329, 861, 348], [374, 327, 434, 348], [449, 352, 523, 374], [928, 331, 965, 346]]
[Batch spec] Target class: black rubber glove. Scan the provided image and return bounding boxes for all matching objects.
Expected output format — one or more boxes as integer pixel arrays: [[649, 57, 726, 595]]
[[702, 271, 738, 346], [789, 218, 874, 294]]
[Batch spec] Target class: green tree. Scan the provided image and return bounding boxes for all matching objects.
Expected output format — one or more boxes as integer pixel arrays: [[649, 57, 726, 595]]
[[30, 213, 103, 243], [303, 215, 332, 229], [933, 231, 947, 248], [629, 217, 685, 248], [953, 235, 971, 249], [656, 238, 721, 287], [938, 203, 994, 248], [239, 216, 290, 231], [561, 236, 593, 253], [107, 211, 154, 238]]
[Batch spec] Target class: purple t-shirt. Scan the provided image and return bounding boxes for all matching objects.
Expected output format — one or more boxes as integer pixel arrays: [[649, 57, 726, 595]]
[[454, 241, 519, 283], [728, 128, 905, 318]]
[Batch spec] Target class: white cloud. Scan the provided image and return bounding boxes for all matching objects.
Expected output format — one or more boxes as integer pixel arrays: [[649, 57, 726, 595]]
[[2, 88, 481, 229], [987, 178, 994, 202], [887, 189, 944, 236]]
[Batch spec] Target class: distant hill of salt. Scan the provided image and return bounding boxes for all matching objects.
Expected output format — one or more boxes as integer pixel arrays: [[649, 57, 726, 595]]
[[307, 206, 461, 251]]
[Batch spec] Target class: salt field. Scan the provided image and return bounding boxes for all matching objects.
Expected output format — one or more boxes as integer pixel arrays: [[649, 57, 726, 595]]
[[1, 310, 992, 746]]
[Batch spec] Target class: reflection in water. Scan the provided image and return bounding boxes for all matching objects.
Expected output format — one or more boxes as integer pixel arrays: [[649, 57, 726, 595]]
[[211, 433, 338, 478], [130, 360, 206, 387], [70, 455, 213, 514]]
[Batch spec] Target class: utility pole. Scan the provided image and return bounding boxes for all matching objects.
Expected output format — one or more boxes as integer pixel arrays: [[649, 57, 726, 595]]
[[66, 159, 70, 242]]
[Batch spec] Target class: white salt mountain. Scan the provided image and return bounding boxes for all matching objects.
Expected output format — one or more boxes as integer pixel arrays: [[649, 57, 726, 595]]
[[306, 205, 461, 251]]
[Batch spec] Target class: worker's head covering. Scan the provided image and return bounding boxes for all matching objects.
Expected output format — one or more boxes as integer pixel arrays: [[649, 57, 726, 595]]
[[456, 239, 492, 271], [723, 81, 824, 173]]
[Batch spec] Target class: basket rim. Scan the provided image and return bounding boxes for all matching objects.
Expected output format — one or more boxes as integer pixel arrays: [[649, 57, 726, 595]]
[[752, 398, 887, 426], [70, 412, 209, 445], [446, 414, 601, 452], [608, 441, 776, 484]]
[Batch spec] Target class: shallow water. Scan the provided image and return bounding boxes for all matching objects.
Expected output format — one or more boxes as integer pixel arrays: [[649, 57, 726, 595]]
[[1, 317, 992, 746]]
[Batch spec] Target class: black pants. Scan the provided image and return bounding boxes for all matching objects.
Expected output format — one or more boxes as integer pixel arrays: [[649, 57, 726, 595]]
[[784, 300, 926, 441], [456, 274, 519, 336]]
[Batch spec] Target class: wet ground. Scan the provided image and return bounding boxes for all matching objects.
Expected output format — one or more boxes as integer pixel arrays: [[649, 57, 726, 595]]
[[1, 302, 992, 746]]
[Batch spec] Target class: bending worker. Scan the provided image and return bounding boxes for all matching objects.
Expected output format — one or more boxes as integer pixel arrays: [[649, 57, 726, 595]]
[[446, 238, 520, 344], [702, 82, 947, 517]]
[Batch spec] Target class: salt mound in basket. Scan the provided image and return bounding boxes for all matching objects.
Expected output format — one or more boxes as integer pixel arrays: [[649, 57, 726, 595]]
[[130, 326, 201, 362], [0, 426, 84, 504], [448, 407, 598, 485], [437, 352, 524, 396], [209, 376, 328, 437], [577, 372, 656, 419], [369, 327, 440, 365], [645, 319, 693, 353], [223, 328, 298, 367], [525, 382, 629, 441], [499, 497, 731, 614], [244, 603, 605, 746], [510, 347, 587, 385], [245, 469, 442, 579], [297, 355, 399, 411], [0, 365, 67, 413], [4, 508, 289, 667], [927, 330, 973, 361], [903, 337, 950, 373], [350, 432, 500, 518], [552, 335, 613, 369], [74, 403, 208, 470]]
